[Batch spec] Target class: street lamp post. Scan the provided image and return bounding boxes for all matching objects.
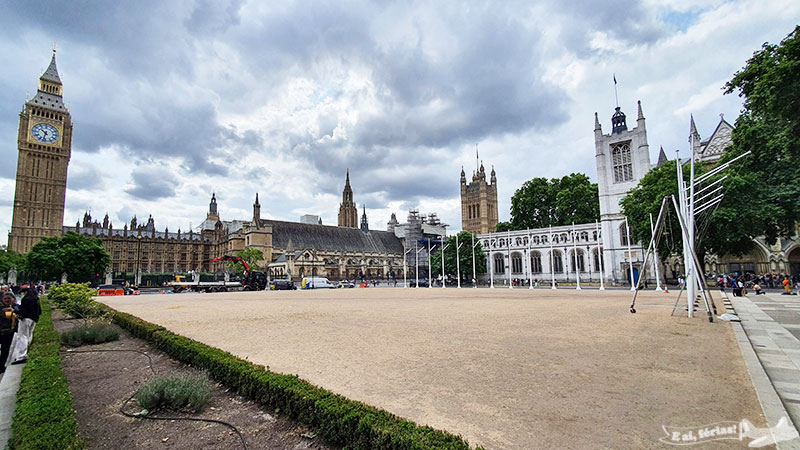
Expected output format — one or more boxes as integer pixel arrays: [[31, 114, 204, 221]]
[[489, 238, 495, 288], [596, 220, 605, 290], [135, 234, 142, 287], [456, 233, 463, 288], [549, 225, 556, 289], [427, 238, 432, 288]]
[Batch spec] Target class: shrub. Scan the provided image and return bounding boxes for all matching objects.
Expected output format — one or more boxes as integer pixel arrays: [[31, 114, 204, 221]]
[[10, 296, 83, 449], [60, 324, 119, 347], [49, 283, 105, 321], [108, 307, 479, 449], [134, 375, 212, 412]]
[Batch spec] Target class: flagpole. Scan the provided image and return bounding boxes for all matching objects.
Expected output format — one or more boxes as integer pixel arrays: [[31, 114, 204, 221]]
[[596, 220, 605, 290], [549, 225, 556, 289]]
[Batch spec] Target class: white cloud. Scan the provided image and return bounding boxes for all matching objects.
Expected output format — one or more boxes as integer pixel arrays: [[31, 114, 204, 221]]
[[0, 0, 797, 246]]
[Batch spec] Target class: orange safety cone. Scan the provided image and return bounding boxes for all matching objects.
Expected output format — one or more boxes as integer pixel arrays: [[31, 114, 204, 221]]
[[664, 287, 670, 293]]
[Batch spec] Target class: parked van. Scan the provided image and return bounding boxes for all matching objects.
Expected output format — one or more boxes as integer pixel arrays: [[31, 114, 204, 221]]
[[301, 277, 335, 289]]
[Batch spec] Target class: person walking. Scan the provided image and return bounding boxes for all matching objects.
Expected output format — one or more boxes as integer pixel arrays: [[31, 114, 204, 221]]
[[6, 287, 41, 366], [0, 292, 19, 372]]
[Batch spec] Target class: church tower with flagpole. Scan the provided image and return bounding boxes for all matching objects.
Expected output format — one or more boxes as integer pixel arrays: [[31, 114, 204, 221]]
[[9, 48, 73, 253], [460, 146, 498, 234]]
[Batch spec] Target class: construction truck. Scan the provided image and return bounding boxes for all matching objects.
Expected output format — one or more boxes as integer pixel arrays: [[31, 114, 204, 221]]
[[168, 255, 268, 292]]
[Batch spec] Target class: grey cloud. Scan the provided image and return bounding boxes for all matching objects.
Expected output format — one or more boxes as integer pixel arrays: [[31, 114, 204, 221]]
[[124, 168, 178, 200], [67, 165, 104, 191]]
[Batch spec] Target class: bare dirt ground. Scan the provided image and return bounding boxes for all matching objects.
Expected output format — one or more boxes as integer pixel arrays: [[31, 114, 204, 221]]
[[53, 310, 335, 450], [100, 288, 767, 449]]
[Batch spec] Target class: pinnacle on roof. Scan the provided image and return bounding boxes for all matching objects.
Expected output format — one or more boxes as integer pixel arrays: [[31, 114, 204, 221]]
[[637, 100, 644, 120], [254, 192, 260, 206], [690, 114, 700, 142], [594, 112, 601, 131], [41, 50, 62, 85], [657, 146, 668, 167], [345, 168, 351, 186]]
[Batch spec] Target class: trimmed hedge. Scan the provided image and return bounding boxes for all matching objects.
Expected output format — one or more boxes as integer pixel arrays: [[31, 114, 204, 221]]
[[10, 296, 84, 449], [106, 307, 479, 449]]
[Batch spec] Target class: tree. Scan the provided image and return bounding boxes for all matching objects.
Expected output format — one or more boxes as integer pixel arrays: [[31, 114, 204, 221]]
[[26, 232, 111, 282], [430, 232, 487, 280], [622, 27, 800, 261], [228, 248, 265, 275], [721, 26, 800, 246], [0, 249, 26, 277], [495, 221, 513, 232], [621, 160, 694, 260], [509, 173, 599, 230]]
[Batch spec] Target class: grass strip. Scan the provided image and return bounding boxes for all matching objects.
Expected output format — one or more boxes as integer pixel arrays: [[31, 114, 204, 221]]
[[10, 296, 83, 449]]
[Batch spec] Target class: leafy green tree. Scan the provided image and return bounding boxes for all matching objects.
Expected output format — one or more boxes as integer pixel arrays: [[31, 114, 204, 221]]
[[495, 221, 513, 232], [622, 27, 800, 261], [26, 232, 111, 282], [721, 26, 800, 245], [509, 173, 599, 230], [621, 160, 693, 260], [227, 248, 265, 275], [0, 248, 26, 277], [430, 232, 487, 279]]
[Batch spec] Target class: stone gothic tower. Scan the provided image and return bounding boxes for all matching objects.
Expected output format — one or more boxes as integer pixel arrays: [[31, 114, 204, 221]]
[[9, 50, 73, 253], [460, 162, 498, 234], [338, 169, 358, 228], [594, 101, 650, 282]]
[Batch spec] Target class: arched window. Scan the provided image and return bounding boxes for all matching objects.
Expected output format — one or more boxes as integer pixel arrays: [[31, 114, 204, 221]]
[[533, 235, 540, 245], [571, 250, 585, 272], [612, 142, 633, 183], [511, 253, 523, 273], [494, 254, 505, 274], [620, 223, 630, 246], [531, 252, 542, 273], [580, 231, 589, 241], [594, 250, 603, 272], [551, 250, 563, 273]]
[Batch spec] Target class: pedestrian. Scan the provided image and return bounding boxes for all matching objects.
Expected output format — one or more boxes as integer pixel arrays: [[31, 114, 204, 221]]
[[753, 283, 763, 295], [0, 292, 19, 373], [6, 287, 41, 366], [783, 278, 792, 295]]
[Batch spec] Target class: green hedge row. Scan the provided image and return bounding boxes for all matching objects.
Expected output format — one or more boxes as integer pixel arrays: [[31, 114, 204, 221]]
[[107, 308, 479, 449], [10, 297, 83, 449]]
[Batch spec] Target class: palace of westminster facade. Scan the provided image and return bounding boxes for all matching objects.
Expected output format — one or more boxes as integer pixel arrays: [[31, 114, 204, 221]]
[[8, 52, 799, 283]]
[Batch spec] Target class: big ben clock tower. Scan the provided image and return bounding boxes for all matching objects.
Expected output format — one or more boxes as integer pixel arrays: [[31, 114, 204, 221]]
[[9, 50, 73, 253]]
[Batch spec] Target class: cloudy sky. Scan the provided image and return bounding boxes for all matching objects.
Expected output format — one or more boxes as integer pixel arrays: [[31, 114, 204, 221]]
[[0, 0, 797, 242]]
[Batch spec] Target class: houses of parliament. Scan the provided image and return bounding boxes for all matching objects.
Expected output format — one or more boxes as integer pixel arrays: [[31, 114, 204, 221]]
[[8, 52, 463, 283]]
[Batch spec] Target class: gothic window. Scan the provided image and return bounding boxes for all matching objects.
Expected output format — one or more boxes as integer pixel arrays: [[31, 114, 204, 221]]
[[531, 252, 542, 273], [511, 253, 523, 274], [494, 254, 505, 274], [620, 223, 630, 246], [580, 231, 589, 241], [571, 250, 585, 272], [551, 251, 563, 273], [477, 204, 480, 217], [612, 142, 633, 183], [594, 250, 603, 272]]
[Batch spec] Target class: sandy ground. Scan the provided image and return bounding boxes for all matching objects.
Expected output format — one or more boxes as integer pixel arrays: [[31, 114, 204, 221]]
[[100, 288, 766, 449]]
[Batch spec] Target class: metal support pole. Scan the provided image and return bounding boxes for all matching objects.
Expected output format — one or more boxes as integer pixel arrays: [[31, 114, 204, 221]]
[[489, 238, 495, 288], [650, 213, 662, 291], [472, 234, 477, 288], [456, 233, 461, 288], [528, 231, 534, 289], [625, 217, 635, 291], [428, 239, 432, 289], [549, 225, 556, 289], [596, 220, 604, 290], [507, 231, 512, 289], [572, 222, 581, 290]]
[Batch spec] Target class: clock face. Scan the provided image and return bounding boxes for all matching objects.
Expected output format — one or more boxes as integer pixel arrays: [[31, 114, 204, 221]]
[[31, 123, 59, 144]]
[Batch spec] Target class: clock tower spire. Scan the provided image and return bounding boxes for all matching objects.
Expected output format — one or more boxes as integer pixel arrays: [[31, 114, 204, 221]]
[[9, 49, 73, 253]]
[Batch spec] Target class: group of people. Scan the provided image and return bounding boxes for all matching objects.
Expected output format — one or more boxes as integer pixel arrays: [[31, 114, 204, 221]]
[[0, 285, 42, 373], [714, 273, 798, 297]]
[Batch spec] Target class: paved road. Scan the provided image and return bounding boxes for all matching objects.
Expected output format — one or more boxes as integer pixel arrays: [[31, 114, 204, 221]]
[[733, 292, 800, 441]]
